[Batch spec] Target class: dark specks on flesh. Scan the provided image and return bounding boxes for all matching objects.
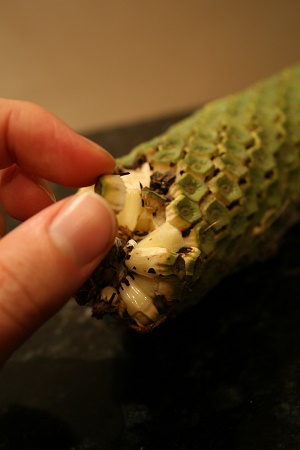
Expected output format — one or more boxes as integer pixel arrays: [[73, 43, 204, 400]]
[[150, 171, 176, 195]]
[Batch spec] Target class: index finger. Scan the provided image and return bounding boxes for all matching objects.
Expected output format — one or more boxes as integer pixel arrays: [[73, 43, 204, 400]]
[[0, 99, 115, 187]]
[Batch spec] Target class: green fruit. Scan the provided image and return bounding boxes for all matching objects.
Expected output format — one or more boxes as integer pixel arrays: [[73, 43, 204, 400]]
[[75, 65, 300, 331]]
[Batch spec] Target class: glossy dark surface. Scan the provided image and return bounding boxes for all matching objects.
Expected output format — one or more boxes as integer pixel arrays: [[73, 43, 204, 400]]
[[1, 113, 300, 450]]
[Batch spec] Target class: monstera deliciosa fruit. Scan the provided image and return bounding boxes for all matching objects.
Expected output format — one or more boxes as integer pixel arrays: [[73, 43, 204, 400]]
[[75, 64, 300, 331]]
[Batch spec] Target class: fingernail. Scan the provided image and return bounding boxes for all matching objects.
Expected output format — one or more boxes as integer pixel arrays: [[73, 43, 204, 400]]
[[37, 179, 56, 203], [49, 192, 117, 266], [30, 175, 56, 203]]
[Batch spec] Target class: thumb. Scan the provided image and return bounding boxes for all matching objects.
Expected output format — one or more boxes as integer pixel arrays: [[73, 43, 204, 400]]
[[0, 192, 117, 364]]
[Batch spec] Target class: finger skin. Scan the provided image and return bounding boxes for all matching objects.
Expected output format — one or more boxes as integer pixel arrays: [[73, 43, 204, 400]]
[[0, 99, 117, 365], [0, 192, 117, 366], [0, 165, 56, 220], [0, 99, 115, 186]]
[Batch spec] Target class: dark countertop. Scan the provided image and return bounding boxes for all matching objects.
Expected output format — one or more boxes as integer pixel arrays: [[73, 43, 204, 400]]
[[1, 113, 300, 450]]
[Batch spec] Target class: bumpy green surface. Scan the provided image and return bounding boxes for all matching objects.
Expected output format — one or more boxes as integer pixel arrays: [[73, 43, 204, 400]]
[[76, 65, 300, 329]]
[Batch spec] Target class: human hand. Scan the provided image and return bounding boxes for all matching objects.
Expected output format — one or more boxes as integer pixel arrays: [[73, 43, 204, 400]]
[[0, 99, 117, 365]]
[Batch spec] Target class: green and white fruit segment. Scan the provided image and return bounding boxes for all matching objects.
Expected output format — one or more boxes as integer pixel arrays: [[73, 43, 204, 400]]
[[76, 64, 300, 331]]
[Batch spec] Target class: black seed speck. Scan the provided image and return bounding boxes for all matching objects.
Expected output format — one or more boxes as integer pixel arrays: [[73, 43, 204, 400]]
[[135, 230, 149, 237], [182, 228, 191, 237], [179, 247, 193, 253]]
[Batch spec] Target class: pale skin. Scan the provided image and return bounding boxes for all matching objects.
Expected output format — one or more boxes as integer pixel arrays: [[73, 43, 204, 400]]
[[0, 99, 117, 366]]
